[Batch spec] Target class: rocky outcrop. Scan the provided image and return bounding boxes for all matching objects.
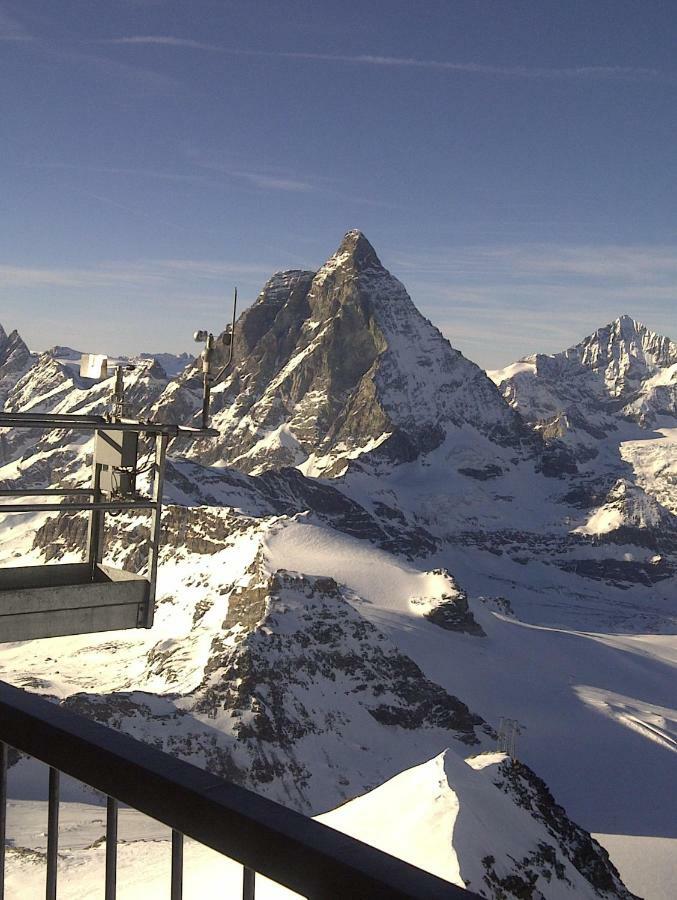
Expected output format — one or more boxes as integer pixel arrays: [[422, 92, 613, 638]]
[[57, 564, 491, 813], [492, 757, 638, 898], [0, 324, 33, 408]]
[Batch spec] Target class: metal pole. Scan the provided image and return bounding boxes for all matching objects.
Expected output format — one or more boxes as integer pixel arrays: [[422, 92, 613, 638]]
[[171, 830, 183, 900], [144, 433, 168, 627], [0, 416, 181, 436], [0, 412, 106, 425], [243, 866, 255, 900], [86, 458, 104, 581], [0, 488, 96, 497], [105, 796, 118, 900], [0, 742, 7, 900], [46, 767, 59, 900], [0, 500, 157, 514], [201, 374, 211, 430]]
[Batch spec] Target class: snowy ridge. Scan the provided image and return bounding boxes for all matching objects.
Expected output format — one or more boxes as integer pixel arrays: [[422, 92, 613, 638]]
[[319, 750, 635, 898], [1, 751, 636, 899]]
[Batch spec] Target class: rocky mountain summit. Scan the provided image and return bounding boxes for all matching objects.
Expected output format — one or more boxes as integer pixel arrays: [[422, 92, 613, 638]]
[[0, 324, 33, 407], [490, 315, 677, 440], [488, 314, 677, 568], [156, 230, 532, 476]]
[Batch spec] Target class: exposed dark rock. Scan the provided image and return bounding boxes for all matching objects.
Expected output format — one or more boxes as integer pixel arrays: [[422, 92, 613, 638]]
[[458, 464, 504, 481], [493, 758, 638, 898], [558, 557, 673, 587], [536, 445, 579, 478]]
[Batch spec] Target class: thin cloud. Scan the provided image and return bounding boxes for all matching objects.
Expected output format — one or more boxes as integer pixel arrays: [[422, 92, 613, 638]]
[[391, 243, 677, 283], [189, 155, 317, 194], [226, 169, 314, 193], [81, 191, 218, 236], [0, 258, 273, 291], [27, 162, 206, 185], [63, 50, 181, 93], [0, 10, 178, 91], [280, 52, 668, 83], [107, 35, 223, 51], [105, 36, 673, 83], [386, 241, 677, 367], [436, 296, 676, 370]]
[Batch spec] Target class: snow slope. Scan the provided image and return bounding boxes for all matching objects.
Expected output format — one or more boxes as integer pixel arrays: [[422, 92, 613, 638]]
[[264, 518, 676, 892]]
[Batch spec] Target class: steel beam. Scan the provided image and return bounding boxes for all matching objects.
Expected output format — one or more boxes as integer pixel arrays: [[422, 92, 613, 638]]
[[105, 797, 117, 900], [46, 768, 59, 900], [0, 500, 157, 514]]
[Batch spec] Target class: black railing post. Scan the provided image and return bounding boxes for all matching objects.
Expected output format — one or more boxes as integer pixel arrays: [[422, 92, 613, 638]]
[[243, 866, 255, 900], [171, 829, 183, 900], [46, 767, 59, 900], [105, 796, 118, 900], [0, 742, 7, 900]]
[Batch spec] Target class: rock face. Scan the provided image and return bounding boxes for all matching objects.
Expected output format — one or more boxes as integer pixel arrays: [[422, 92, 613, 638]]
[[0, 325, 33, 407], [488, 315, 677, 562], [156, 231, 532, 475]]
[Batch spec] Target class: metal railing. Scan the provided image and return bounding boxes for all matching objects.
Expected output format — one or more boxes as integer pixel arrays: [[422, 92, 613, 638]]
[[0, 680, 476, 899]]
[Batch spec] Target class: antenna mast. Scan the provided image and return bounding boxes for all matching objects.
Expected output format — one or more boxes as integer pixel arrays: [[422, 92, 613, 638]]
[[195, 287, 238, 430]]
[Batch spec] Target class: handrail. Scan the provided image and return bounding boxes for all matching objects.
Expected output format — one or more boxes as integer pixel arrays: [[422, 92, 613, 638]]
[[0, 680, 476, 899], [0, 413, 218, 438], [0, 500, 157, 513]]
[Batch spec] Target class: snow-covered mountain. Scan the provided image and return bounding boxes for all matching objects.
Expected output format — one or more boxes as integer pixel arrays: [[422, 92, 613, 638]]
[[489, 315, 677, 440], [319, 750, 635, 899], [139, 351, 194, 378], [155, 230, 532, 476], [488, 315, 677, 554], [0, 233, 674, 898]]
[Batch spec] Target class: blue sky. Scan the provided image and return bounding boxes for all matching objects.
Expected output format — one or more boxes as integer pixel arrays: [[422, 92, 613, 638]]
[[1, 0, 676, 368]]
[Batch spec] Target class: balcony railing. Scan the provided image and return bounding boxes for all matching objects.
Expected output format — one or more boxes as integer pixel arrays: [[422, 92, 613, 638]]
[[0, 679, 477, 899]]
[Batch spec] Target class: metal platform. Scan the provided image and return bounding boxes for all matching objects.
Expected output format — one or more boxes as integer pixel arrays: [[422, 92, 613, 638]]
[[0, 411, 217, 643], [0, 563, 150, 642], [0, 322, 228, 644]]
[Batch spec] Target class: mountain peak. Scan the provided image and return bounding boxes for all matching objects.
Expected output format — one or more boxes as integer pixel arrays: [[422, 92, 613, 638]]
[[492, 312, 677, 434], [614, 313, 640, 333], [333, 229, 383, 271], [581, 315, 675, 360], [609, 314, 659, 343]]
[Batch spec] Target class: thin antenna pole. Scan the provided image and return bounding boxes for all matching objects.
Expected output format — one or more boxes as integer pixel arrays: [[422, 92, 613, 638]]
[[199, 287, 238, 430]]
